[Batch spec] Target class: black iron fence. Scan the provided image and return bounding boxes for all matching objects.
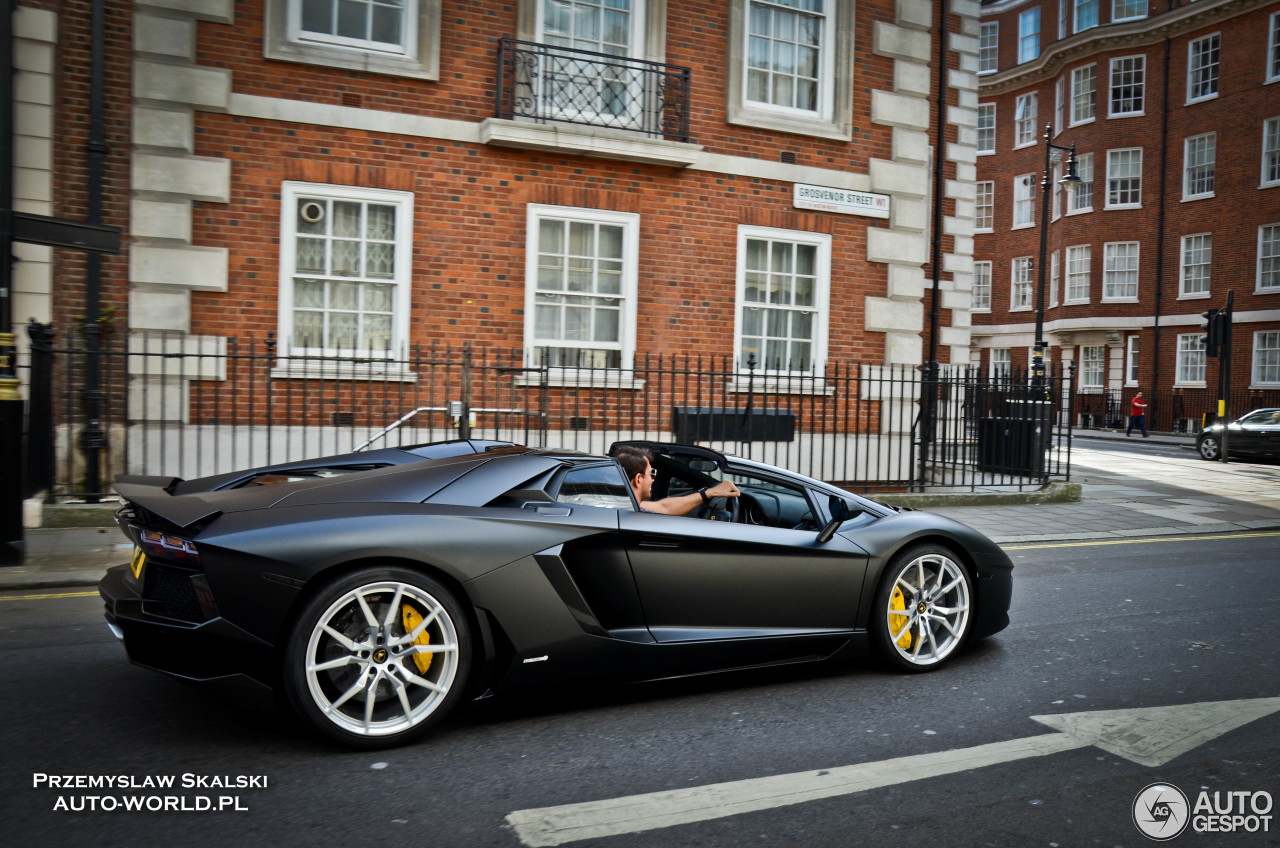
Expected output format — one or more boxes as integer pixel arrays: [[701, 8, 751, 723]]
[[1072, 387, 1280, 433], [23, 331, 1074, 499], [495, 38, 692, 141]]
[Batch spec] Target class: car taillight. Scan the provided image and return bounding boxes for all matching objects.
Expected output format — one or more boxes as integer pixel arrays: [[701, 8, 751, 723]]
[[138, 529, 201, 563]]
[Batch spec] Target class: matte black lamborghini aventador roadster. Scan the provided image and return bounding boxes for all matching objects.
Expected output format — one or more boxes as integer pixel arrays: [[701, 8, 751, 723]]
[[99, 440, 1013, 748]]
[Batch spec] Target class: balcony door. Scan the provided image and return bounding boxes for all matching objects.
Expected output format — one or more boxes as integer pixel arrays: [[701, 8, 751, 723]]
[[536, 0, 647, 128]]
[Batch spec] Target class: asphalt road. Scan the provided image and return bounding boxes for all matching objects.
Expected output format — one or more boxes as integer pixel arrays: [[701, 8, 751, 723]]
[[2, 533, 1278, 847]]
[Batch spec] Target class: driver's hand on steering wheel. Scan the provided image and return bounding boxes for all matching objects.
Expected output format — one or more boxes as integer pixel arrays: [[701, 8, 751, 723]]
[[706, 480, 741, 499]]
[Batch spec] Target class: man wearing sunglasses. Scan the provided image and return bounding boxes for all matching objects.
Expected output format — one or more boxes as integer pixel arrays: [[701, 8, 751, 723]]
[[611, 444, 740, 516]]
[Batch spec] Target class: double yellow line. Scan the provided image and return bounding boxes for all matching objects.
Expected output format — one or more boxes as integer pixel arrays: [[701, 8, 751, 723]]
[[1005, 529, 1280, 551], [0, 590, 99, 602]]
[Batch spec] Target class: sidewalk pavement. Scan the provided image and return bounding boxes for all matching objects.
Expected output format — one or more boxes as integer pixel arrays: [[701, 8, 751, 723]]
[[3, 427, 1277, 593]]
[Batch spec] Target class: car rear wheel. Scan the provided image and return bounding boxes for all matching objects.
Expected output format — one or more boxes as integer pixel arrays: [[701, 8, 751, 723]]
[[871, 545, 973, 672], [1197, 435, 1220, 460], [283, 567, 470, 748]]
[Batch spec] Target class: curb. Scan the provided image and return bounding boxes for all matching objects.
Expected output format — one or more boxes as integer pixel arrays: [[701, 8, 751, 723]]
[[876, 481, 1082, 509]]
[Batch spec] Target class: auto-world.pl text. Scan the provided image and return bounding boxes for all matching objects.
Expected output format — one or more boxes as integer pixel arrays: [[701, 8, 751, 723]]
[[33, 773, 267, 812]]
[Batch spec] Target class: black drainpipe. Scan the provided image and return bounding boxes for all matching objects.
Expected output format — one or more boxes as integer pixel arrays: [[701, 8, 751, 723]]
[[919, 0, 949, 490], [81, 0, 109, 500], [1150, 36, 1170, 417]]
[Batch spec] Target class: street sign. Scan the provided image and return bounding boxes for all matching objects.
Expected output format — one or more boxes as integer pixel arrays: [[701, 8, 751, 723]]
[[793, 184, 890, 218]]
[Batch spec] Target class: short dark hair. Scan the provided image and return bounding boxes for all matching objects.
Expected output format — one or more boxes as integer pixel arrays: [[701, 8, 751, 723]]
[[610, 444, 652, 481]]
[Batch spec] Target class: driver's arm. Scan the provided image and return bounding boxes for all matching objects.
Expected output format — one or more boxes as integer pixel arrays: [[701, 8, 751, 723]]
[[642, 480, 741, 516]]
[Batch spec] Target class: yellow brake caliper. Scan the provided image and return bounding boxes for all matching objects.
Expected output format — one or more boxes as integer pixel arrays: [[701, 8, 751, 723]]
[[401, 603, 433, 674], [889, 586, 913, 649]]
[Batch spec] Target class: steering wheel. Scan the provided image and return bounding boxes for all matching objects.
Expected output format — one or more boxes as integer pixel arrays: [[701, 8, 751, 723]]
[[708, 495, 741, 523]]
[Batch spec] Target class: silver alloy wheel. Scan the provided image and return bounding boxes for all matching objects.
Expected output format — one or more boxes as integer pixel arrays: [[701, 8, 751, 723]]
[[884, 552, 971, 667], [1198, 436, 1220, 460], [303, 580, 460, 739]]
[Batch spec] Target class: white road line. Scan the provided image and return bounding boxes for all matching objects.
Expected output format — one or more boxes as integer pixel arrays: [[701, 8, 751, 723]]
[[506, 696, 1280, 847]]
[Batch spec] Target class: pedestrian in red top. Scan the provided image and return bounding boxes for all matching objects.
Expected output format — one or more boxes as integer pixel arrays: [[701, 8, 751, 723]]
[[1126, 391, 1148, 437]]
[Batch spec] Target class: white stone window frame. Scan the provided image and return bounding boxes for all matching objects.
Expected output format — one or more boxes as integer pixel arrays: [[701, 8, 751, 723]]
[[524, 204, 641, 377], [1013, 173, 1036, 229], [265, 0, 441, 81], [1178, 233, 1212, 300], [1187, 32, 1220, 105], [1068, 151, 1094, 214], [1253, 330, 1280, 387], [977, 103, 996, 155], [1262, 116, 1280, 188], [1269, 11, 1280, 84], [1080, 344, 1105, 391], [1108, 55, 1145, 118], [1011, 256, 1034, 312], [727, 0, 855, 142], [275, 181, 415, 374], [975, 181, 995, 233], [1112, 0, 1147, 24], [1182, 132, 1215, 201], [973, 260, 993, 312], [1259, 223, 1280, 293], [1175, 333, 1207, 387], [1102, 241, 1139, 302], [1018, 7, 1040, 65], [733, 224, 832, 375], [1065, 243, 1092, 304], [1070, 64, 1096, 127], [1126, 334, 1140, 386], [1106, 147, 1142, 210], [979, 21, 999, 75], [989, 347, 1012, 379], [1054, 76, 1065, 137], [1075, 0, 1098, 33], [1050, 249, 1060, 308]]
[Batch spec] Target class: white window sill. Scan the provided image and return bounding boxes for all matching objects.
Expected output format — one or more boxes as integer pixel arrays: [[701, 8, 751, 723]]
[[972, 307, 991, 314], [978, 69, 997, 77], [480, 119, 703, 168], [1249, 384, 1280, 390], [1108, 112, 1146, 120], [513, 371, 646, 390], [271, 363, 418, 382], [1177, 291, 1212, 300], [724, 377, 834, 396], [1182, 193, 1215, 202], [1186, 93, 1219, 106], [1260, 181, 1280, 190], [975, 227, 994, 234], [1010, 306, 1034, 312], [1014, 140, 1037, 150], [1068, 117, 1096, 129], [1105, 203, 1143, 211], [1012, 222, 1035, 230], [977, 149, 995, 156], [1174, 382, 1207, 389], [1078, 387, 1105, 394], [1064, 298, 1091, 306], [1256, 286, 1280, 295], [1066, 207, 1093, 216], [1102, 297, 1140, 304]]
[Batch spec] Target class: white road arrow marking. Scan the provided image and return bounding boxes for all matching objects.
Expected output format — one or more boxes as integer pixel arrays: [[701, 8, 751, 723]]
[[506, 696, 1280, 847]]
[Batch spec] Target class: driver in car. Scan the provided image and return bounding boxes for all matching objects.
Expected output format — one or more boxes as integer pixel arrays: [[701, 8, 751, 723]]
[[611, 444, 740, 516]]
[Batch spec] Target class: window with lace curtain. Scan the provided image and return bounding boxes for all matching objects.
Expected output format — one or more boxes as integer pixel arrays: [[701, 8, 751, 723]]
[[279, 183, 412, 359]]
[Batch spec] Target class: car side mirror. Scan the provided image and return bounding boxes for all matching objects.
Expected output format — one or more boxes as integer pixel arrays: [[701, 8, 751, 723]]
[[817, 497, 851, 543]]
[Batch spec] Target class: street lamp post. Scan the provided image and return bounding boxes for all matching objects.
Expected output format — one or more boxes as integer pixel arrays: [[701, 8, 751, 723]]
[[1033, 123, 1082, 388]]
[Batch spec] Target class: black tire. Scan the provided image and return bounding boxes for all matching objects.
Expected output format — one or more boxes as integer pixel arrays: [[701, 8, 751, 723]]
[[1197, 435, 1220, 461], [283, 567, 471, 748], [870, 544, 974, 673]]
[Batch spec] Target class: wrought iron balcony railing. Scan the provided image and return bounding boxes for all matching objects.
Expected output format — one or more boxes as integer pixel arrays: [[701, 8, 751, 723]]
[[495, 38, 692, 143]]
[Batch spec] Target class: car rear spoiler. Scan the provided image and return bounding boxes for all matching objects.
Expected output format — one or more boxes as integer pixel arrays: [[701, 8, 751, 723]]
[[114, 476, 222, 529]]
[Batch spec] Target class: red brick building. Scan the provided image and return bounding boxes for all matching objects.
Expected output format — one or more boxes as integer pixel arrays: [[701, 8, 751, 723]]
[[973, 0, 1280, 431], [10, 0, 997, 481]]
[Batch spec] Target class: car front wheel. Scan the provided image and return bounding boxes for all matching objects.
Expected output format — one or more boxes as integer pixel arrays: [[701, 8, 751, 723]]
[[1197, 435, 1220, 460], [283, 567, 470, 748], [871, 545, 973, 672]]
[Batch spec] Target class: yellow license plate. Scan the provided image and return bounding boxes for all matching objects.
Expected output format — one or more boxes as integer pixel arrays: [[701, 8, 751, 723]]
[[130, 547, 146, 579]]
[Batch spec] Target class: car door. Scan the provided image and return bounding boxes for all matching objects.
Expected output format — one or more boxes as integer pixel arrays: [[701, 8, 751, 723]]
[[619, 499, 869, 643], [1230, 410, 1271, 456]]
